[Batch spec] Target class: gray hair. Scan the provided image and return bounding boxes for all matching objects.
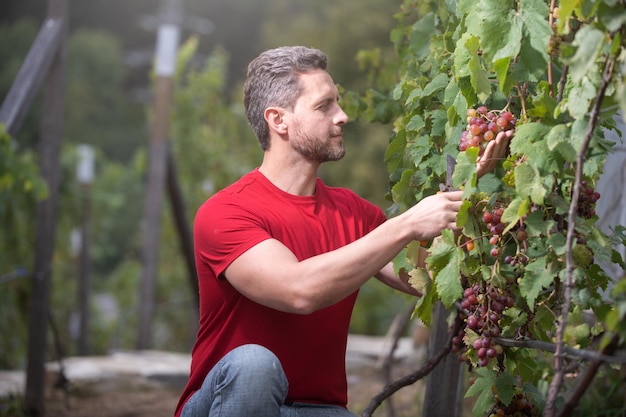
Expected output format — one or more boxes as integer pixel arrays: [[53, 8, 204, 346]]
[[243, 46, 328, 150]]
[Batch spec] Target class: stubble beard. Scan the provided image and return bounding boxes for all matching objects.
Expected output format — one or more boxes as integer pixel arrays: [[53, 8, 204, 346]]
[[292, 127, 346, 163]]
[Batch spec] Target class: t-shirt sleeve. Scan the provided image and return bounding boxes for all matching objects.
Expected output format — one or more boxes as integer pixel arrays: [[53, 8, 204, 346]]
[[194, 196, 271, 280]]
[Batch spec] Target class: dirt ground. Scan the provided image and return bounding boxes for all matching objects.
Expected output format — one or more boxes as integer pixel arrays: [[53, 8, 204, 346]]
[[41, 362, 425, 417]]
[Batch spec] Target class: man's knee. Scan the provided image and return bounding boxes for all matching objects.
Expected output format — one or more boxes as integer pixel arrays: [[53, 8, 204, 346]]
[[221, 344, 287, 387]]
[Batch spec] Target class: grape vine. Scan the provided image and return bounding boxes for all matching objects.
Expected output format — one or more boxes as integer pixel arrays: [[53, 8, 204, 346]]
[[349, 0, 626, 416]]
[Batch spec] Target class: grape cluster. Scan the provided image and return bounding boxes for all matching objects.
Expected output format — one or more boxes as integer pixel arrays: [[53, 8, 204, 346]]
[[452, 283, 514, 367], [482, 207, 529, 267], [488, 392, 539, 417], [459, 107, 517, 153], [577, 181, 600, 219]]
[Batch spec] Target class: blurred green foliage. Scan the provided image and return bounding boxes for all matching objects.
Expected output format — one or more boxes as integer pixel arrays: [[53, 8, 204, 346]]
[[0, 0, 414, 369]]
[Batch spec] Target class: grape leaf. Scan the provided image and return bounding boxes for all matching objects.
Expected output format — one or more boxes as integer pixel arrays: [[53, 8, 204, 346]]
[[408, 267, 431, 297], [465, 37, 492, 102], [528, 81, 558, 121], [557, 0, 579, 34], [390, 168, 415, 206], [477, 172, 502, 195], [426, 230, 464, 308], [392, 247, 414, 276], [494, 57, 513, 93], [517, 0, 552, 80], [546, 123, 577, 162], [465, 0, 516, 63], [444, 79, 467, 124], [501, 196, 531, 234], [524, 210, 555, 236], [430, 109, 449, 137], [409, 13, 437, 60], [384, 130, 406, 172], [454, 33, 476, 79], [566, 77, 597, 119], [510, 123, 561, 174], [411, 275, 437, 326], [514, 163, 547, 205], [453, 147, 479, 190], [465, 367, 497, 416], [423, 73, 449, 98], [408, 135, 432, 165], [519, 258, 554, 309], [407, 114, 426, 133], [565, 26, 604, 83]]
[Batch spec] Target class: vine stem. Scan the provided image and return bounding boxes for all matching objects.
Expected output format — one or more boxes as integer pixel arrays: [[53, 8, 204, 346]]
[[360, 316, 462, 417], [557, 334, 622, 417], [543, 42, 617, 417], [547, 0, 557, 96], [493, 336, 626, 364]]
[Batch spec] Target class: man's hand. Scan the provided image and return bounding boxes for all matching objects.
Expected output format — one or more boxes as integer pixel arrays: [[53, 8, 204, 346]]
[[476, 129, 514, 178], [405, 190, 464, 241]]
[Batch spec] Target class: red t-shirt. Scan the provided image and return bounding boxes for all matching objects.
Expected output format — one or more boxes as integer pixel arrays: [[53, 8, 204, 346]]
[[174, 169, 386, 416]]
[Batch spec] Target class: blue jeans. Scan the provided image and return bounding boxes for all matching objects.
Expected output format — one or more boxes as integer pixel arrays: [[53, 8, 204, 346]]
[[181, 344, 357, 417]]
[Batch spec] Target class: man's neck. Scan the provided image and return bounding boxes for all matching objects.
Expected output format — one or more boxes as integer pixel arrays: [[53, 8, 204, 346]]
[[258, 157, 320, 197]]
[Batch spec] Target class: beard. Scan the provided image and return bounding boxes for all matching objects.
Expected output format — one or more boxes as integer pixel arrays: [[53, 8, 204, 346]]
[[291, 125, 346, 163]]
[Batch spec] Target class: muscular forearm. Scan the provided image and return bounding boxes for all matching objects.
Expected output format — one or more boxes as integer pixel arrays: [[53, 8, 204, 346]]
[[225, 192, 461, 314]]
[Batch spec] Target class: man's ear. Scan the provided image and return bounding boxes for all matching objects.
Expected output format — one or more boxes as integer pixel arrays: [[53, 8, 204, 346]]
[[265, 107, 288, 135]]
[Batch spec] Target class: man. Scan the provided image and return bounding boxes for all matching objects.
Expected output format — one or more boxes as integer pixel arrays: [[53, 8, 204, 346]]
[[176, 46, 510, 417]]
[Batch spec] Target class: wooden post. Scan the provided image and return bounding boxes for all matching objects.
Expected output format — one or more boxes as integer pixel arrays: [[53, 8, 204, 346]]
[[422, 302, 464, 417], [76, 144, 95, 355], [137, 0, 181, 350], [23, 0, 68, 415], [0, 16, 63, 136], [166, 148, 199, 310]]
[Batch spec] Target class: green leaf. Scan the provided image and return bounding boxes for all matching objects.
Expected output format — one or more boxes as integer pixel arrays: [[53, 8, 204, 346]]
[[407, 114, 426, 133], [546, 123, 582, 162], [461, 34, 491, 101], [391, 168, 415, 205], [465, 367, 497, 416], [514, 163, 547, 205], [408, 267, 432, 296], [412, 277, 437, 326], [408, 135, 432, 166], [426, 230, 464, 308], [493, 372, 518, 406], [517, 0, 552, 80], [465, 0, 516, 63], [557, 0, 580, 34], [392, 247, 414, 275], [468, 57, 491, 103], [525, 210, 554, 236], [548, 232, 567, 256], [519, 257, 554, 309], [444, 79, 467, 124], [528, 82, 558, 121], [494, 57, 513, 93], [385, 131, 407, 173], [423, 73, 449, 97], [565, 76, 597, 120], [510, 123, 561, 174], [454, 33, 476, 79], [501, 197, 531, 234], [453, 147, 479, 189], [477, 172, 502, 195], [565, 26, 604, 83], [409, 13, 437, 60]]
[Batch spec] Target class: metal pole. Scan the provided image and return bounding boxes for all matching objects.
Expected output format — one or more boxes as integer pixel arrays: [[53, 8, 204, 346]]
[[137, 0, 181, 350]]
